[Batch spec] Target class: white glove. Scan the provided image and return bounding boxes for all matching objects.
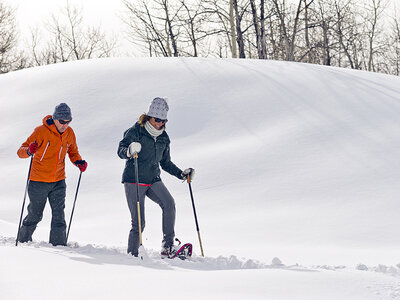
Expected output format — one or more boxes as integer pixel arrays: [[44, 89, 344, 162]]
[[127, 142, 142, 157], [182, 168, 195, 181]]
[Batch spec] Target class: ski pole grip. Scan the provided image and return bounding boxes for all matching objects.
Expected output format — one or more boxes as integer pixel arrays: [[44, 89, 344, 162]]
[[187, 174, 191, 183], [133, 153, 138, 159]]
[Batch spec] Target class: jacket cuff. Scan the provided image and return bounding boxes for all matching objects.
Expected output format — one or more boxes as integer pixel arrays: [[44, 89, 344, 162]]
[[177, 169, 184, 179]]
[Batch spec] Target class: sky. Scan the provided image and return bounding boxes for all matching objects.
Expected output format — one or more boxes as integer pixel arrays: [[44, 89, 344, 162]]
[[6, 0, 132, 54], [5, 0, 400, 57], [9, 0, 124, 32]]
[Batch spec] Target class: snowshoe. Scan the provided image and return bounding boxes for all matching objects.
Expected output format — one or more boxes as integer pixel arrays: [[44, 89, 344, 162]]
[[161, 238, 192, 260]]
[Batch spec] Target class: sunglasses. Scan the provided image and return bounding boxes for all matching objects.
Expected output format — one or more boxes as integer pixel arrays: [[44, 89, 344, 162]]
[[59, 119, 71, 125], [153, 117, 167, 124]]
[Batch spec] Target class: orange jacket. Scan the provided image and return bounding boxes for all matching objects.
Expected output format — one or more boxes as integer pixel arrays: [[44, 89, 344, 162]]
[[17, 115, 82, 183]]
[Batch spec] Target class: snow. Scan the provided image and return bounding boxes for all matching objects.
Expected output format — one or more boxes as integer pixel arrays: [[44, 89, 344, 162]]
[[1, 57, 400, 298]]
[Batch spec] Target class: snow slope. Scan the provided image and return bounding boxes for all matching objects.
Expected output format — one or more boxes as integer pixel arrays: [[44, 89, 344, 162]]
[[1, 57, 400, 299]]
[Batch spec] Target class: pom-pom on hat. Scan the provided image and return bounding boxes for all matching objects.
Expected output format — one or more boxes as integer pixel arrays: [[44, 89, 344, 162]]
[[147, 97, 169, 120], [53, 103, 72, 120]]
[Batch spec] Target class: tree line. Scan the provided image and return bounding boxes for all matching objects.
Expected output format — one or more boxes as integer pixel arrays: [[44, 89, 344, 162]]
[[1, 0, 400, 76]]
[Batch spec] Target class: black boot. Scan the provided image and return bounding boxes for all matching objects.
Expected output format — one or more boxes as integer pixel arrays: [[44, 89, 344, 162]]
[[18, 225, 35, 243], [49, 227, 67, 246], [127, 228, 139, 257]]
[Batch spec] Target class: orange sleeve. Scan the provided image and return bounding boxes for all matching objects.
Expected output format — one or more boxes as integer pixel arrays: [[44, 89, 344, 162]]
[[17, 127, 42, 159], [67, 129, 82, 163]]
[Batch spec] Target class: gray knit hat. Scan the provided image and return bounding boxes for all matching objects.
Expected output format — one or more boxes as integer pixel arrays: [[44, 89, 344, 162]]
[[53, 103, 72, 120], [147, 97, 169, 120]]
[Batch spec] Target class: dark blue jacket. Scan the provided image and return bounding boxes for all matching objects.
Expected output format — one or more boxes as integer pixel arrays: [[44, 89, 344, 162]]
[[118, 122, 183, 184]]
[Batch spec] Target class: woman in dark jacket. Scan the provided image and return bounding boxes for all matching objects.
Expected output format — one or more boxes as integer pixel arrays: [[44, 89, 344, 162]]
[[118, 97, 194, 257]]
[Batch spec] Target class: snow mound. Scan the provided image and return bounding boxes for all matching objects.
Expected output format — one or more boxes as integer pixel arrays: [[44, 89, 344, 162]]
[[1, 235, 273, 270], [2, 57, 400, 299]]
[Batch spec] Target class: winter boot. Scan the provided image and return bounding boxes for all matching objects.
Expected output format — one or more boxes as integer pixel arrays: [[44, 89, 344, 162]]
[[161, 238, 180, 258], [127, 228, 139, 257], [161, 238, 187, 258], [49, 227, 67, 246], [18, 225, 35, 243], [161, 245, 177, 258]]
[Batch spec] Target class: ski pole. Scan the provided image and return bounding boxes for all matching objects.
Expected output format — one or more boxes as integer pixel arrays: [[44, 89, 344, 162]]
[[66, 171, 83, 243], [16, 156, 33, 246], [133, 153, 143, 248], [187, 175, 204, 257]]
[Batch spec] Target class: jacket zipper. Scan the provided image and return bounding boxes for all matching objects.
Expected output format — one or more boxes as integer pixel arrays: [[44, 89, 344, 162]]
[[40, 142, 50, 161], [65, 143, 69, 162], [52, 136, 62, 181]]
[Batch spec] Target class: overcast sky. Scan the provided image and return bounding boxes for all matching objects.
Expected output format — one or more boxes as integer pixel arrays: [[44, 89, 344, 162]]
[[7, 0, 400, 31], [5, 0, 132, 54], [4, 0, 400, 56], [9, 0, 124, 32]]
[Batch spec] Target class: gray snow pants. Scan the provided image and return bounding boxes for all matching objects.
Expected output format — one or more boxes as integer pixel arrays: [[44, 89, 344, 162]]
[[124, 180, 176, 256], [18, 180, 67, 246]]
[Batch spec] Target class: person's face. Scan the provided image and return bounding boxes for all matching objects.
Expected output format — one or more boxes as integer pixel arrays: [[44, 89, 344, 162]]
[[149, 117, 167, 130], [54, 119, 71, 133]]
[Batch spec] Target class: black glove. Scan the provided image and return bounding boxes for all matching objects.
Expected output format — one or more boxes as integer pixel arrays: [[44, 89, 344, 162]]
[[181, 168, 195, 181]]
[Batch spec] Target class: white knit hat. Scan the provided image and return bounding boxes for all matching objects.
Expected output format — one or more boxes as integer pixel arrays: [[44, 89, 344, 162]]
[[147, 97, 169, 120]]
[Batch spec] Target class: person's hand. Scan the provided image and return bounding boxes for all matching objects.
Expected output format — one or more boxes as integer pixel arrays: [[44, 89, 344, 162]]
[[74, 160, 88, 172], [27, 142, 38, 156], [181, 168, 195, 181], [127, 142, 142, 157]]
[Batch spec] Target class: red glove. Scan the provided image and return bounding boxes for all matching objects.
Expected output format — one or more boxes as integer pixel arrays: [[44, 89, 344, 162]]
[[74, 160, 87, 172], [27, 142, 38, 156]]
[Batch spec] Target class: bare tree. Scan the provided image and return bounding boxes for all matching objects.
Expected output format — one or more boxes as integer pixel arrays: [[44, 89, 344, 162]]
[[2, 0, 393, 76], [249, 0, 269, 59], [122, 0, 182, 57], [179, 0, 201, 56], [232, 0, 246, 58], [301, 0, 321, 64], [271, 0, 303, 61], [229, 0, 238, 58], [161, 0, 180, 56], [381, 10, 400, 75], [391, 17, 400, 75], [201, 0, 238, 58], [393, 17, 400, 75], [362, 0, 387, 72], [123, 1, 167, 56], [30, 1, 116, 65], [177, 0, 224, 57], [334, 0, 354, 68], [0, 1, 26, 73]]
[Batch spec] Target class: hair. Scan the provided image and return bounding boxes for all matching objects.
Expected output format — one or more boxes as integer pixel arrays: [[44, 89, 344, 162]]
[[138, 113, 151, 126], [138, 113, 166, 129]]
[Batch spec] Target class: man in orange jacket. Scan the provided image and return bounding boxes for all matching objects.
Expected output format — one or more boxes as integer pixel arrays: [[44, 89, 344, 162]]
[[17, 103, 87, 246]]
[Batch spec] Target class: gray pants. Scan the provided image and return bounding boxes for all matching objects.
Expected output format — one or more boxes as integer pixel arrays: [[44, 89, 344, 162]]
[[124, 181, 176, 256], [18, 180, 67, 246]]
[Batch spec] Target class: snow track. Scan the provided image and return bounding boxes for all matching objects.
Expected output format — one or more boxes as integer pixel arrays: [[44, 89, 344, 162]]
[[2, 235, 400, 299]]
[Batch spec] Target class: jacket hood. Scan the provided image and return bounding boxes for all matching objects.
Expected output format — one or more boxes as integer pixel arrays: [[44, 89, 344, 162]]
[[42, 115, 70, 136]]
